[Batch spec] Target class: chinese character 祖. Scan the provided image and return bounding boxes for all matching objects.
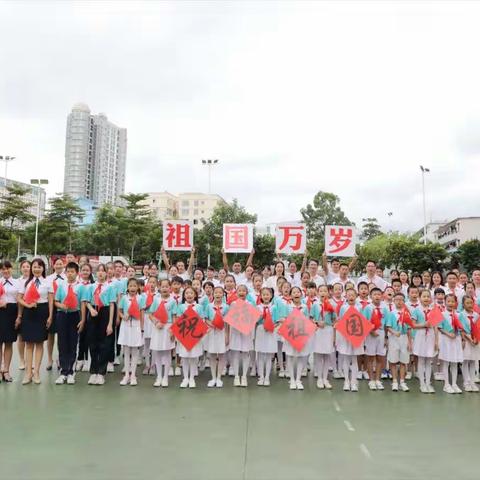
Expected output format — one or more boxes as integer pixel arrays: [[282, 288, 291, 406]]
[[165, 222, 192, 249]]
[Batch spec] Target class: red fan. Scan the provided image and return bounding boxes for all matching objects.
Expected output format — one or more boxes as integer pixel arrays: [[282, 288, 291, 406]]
[[224, 299, 258, 335], [24, 282, 40, 304], [171, 309, 208, 351]]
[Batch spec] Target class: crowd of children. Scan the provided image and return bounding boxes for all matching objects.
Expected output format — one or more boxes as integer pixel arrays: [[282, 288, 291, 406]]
[[0, 252, 479, 395]]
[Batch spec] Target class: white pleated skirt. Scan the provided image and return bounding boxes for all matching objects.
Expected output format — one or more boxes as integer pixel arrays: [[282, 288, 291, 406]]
[[312, 325, 335, 354], [439, 334, 463, 363], [204, 327, 228, 354], [176, 340, 204, 358], [463, 341, 480, 361], [254, 325, 278, 354], [413, 328, 436, 358], [335, 331, 364, 356], [143, 316, 153, 339], [118, 319, 143, 347], [229, 328, 254, 352], [150, 323, 175, 351]]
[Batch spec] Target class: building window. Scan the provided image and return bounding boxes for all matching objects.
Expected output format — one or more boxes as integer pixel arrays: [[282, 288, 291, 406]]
[[181, 209, 189, 216], [181, 200, 189, 207], [194, 200, 199, 206]]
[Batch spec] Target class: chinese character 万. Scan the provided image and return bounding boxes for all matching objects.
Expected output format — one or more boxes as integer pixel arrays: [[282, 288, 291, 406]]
[[278, 225, 304, 252]]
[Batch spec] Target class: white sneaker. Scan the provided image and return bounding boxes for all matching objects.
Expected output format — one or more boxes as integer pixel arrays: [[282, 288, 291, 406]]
[[324, 379, 332, 390], [250, 367, 257, 377], [368, 381, 377, 390], [471, 383, 479, 392], [142, 366, 149, 375], [296, 380, 304, 390], [350, 383, 358, 392], [343, 380, 350, 391], [289, 380, 297, 390], [317, 379, 325, 389], [420, 385, 428, 394], [216, 378, 223, 388], [362, 371, 369, 380], [392, 381, 399, 391], [228, 366, 235, 377], [180, 378, 189, 388], [153, 377, 162, 387], [88, 374, 97, 385], [114, 357, 121, 366], [120, 375, 129, 386], [264, 378, 270, 387], [189, 378, 196, 388], [168, 366, 174, 376], [75, 361, 84, 372], [474, 374, 480, 383], [130, 376, 138, 386], [452, 384, 462, 394], [161, 377, 168, 387], [427, 384, 435, 393], [96, 375, 105, 385], [464, 383, 473, 392], [55, 375, 66, 385], [405, 371, 412, 380], [375, 380, 384, 390], [356, 372, 363, 380], [333, 370, 343, 379], [400, 382, 409, 392], [175, 366, 182, 376], [233, 375, 241, 387], [257, 377, 264, 386], [82, 362, 89, 372], [278, 370, 285, 378], [241, 376, 248, 387], [443, 384, 455, 394], [107, 363, 114, 373], [207, 379, 216, 388]]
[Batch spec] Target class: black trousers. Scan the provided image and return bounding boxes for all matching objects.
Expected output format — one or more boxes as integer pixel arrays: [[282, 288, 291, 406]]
[[87, 307, 111, 375], [77, 328, 88, 361], [108, 303, 120, 362], [56, 311, 80, 376]]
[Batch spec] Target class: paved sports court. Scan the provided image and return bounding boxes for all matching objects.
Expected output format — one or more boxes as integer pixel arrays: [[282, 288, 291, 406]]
[[2, 365, 478, 480]]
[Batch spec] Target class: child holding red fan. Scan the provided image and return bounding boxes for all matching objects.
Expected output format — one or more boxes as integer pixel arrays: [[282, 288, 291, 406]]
[[459, 295, 480, 392], [385, 293, 413, 392], [54, 262, 89, 385], [438, 294, 464, 394], [17, 258, 53, 385], [117, 278, 145, 386], [142, 275, 158, 376], [411, 289, 440, 393], [204, 286, 229, 388], [148, 279, 176, 388]]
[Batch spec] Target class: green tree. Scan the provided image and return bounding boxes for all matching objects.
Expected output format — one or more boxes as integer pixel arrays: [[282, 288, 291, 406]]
[[361, 217, 382, 241], [0, 184, 35, 231], [195, 199, 257, 267], [0, 226, 16, 258], [457, 239, 480, 272], [253, 234, 276, 268]]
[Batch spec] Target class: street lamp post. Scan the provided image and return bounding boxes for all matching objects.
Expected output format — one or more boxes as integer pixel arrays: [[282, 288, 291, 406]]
[[201, 159, 219, 194], [30, 179, 48, 257], [420, 166, 430, 245]]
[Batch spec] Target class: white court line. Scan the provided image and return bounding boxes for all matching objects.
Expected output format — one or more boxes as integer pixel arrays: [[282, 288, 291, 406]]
[[333, 401, 341, 412], [360, 443, 372, 460], [343, 420, 355, 432]]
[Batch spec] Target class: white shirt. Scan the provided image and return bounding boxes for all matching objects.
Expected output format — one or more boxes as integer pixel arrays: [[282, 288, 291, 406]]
[[311, 274, 326, 287], [325, 271, 340, 285], [357, 274, 388, 291], [1, 277, 20, 303], [178, 272, 190, 281], [18, 276, 53, 303], [444, 285, 465, 304], [285, 272, 302, 288], [230, 272, 247, 286]]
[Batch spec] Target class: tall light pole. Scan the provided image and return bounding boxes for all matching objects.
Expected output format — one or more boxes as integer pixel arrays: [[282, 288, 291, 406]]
[[420, 166, 430, 245], [201, 159, 219, 193], [0, 155, 15, 191], [30, 179, 48, 257]]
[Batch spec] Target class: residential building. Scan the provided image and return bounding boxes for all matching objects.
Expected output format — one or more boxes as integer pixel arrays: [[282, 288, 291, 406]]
[[143, 192, 178, 221], [63, 103, 127, 207], [75, 197, 98, 226], [435, 217, 480, 252], [416, 221, 447, 244], [0, 177, 46, 226]]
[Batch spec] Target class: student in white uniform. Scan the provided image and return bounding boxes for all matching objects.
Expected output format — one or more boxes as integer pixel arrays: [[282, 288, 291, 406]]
[[459, 295, 480, 392]]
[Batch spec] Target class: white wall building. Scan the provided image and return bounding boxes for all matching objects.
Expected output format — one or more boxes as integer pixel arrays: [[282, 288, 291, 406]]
[[435, 217, 480, 252], [416, 221, 447, 244], [143, 192, 178, 221], [63, 103, 127, 207]]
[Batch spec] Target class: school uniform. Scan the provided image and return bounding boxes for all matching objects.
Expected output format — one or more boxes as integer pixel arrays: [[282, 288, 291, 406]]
[[86, 282, 117, 375], [460, 311, 480, 362], [229, 297, 257, 353], [118, 294, 145, 348], [282, 304, 312, 357], [438, 311, 463, 364], [142, 290, 156, 342], [46, 272, 66, 334], [443, 286, 465, 304], [365, 304, 388, 357], [18, 276, 52, 343], [385, 308, 410, 364], [55, 281, 89, 376], [0, 277, 19, 343], [175, 303, 205, 358], [254, 303, 283, 354], [336, 303, 366, 356], [148, 296, 177, 352], [77, 280, 93, 363], [311, 301, 336, 355], [411, 306, 436, 358], [204, 303, 229, 354]]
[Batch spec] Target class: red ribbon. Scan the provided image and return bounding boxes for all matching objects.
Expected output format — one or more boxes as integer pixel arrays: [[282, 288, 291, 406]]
[[153, 300, 169, 324], [263, 306, 275, 333], [128, 295, 141, 319]]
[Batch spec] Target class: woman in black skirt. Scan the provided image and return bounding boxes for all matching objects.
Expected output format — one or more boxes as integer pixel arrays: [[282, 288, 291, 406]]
[[17, 259, 53, 385], [16, 260, 31, 371], [0, 261, 21, 382]]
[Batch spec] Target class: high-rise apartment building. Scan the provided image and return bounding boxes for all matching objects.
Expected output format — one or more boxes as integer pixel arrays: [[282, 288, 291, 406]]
[[63, 103, 127, 206]]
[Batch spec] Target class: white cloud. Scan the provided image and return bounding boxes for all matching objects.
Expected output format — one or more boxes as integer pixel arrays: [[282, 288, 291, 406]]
[[1, 0, 480, 233]]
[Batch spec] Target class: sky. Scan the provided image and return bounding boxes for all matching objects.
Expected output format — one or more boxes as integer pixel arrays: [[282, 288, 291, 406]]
[[1, 0, 480, 233]]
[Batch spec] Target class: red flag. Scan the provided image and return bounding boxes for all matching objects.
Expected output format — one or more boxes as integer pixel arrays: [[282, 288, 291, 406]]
[[94, 284, 104, 308], [226, 290, 238, 305], [322, 299, 335, 314], [0, 282, 4, 298], [64, 285, 78, 310], [153, 300, 169, 324], [171, 308, 208, 351], [451, 312, 463, 332], [336, 306, 373, 348], [371, 307, 383, 330], [426, 306, 443, 327], [470, 316, 480, 342], [128, 295, 141, 319], [399, 308, 414, 328], [212, 306, 224, 330], [223, 299, 258, 335], [278, 308, 316, 352], [53, 280, 58, 295], [24, 281, 40, 304], [262, 306, 275, 333]]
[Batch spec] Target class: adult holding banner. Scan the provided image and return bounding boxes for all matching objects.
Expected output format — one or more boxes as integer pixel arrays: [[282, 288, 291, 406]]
[[357, 259, 389, 291], [222, 223, 255, 286], [161, 220, 195, 281]]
